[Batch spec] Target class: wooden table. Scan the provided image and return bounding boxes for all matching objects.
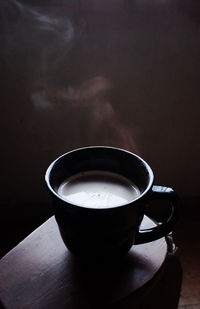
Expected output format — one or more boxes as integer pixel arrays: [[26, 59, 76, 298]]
[[0, 216, 181, 309]]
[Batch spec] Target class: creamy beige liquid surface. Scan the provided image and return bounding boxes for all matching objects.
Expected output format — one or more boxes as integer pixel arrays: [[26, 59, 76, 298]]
[[58, 170, 140, 208]]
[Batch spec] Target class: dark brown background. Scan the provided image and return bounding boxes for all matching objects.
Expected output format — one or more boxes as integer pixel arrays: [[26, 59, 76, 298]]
[[0, 0, 199, 255]]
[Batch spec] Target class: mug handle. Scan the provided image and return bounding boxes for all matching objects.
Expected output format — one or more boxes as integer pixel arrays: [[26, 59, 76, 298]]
[[134, 185, 180, 245]]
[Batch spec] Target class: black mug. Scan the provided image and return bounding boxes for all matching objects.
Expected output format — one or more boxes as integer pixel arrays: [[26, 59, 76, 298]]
[[45, 146, 180, 259]]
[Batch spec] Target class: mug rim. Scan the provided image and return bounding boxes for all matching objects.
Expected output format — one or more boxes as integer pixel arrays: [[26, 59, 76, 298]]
[[45, 146, 154, 209]]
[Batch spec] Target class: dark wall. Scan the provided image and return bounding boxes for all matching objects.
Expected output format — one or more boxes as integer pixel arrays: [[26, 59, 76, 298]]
[[1, 0, 200, 223]]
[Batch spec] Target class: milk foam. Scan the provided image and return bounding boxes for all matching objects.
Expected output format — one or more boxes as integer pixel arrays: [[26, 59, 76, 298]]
[[57, 170, 140, 208]]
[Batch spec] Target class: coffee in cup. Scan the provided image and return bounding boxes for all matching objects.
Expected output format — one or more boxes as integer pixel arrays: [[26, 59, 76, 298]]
[[45, 146, 180, 259], [57, 170, 140, 208]]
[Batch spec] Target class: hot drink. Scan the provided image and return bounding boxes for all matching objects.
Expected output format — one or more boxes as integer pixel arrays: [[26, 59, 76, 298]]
[[45, 146, 180, 258], [57, 170, 140, 208]]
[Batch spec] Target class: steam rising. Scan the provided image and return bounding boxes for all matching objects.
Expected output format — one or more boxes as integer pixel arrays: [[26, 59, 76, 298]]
[[2, 0, 139, 153], [63, 76, 138, 153], [31, 92, 52, 110], [2, 0, 76, 110], [63, 76, 111, 102]]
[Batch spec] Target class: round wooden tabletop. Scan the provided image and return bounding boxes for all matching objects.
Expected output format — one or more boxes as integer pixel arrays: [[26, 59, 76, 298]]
[[0, 216, 168, 309]]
